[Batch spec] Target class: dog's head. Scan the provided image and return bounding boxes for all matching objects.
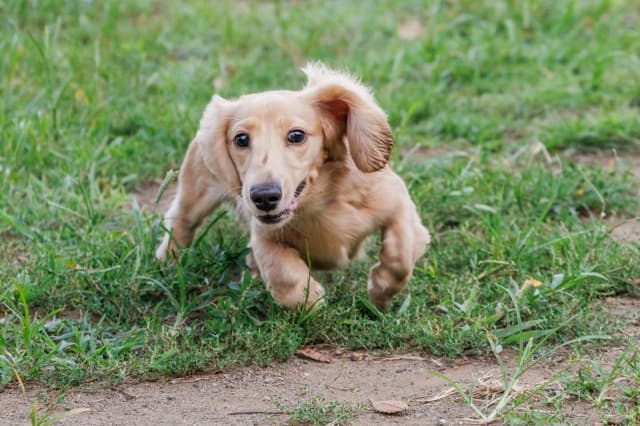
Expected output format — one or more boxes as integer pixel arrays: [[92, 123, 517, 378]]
[[196, 63, 393, 227]]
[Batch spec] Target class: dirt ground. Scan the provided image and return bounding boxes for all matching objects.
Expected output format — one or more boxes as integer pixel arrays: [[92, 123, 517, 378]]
[[1, 296, 638, 426], [133, 179, 177, 214], [1, 353, 495, 425], [0, 349, 616, 425], [1, 151, 637, 426], [573, 151, 640, 242]]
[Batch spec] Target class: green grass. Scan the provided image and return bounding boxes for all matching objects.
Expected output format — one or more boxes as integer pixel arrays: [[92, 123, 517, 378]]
[[1, 0, 640, 422], [274, 395, 358, 426]]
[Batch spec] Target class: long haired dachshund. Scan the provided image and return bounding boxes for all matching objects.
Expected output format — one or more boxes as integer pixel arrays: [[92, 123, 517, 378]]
[[156, 63, 430, 310]]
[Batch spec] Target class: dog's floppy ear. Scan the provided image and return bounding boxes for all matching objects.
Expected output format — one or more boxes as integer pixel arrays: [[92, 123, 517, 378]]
[[196, 95, 241, 193], [301, 63, 393, 172]]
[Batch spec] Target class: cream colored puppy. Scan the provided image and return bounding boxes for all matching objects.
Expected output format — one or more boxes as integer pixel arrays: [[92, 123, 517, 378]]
[[156, 63, 430, 310]]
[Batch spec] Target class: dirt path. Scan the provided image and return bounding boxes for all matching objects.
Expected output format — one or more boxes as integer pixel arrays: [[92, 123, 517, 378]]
[[1, 296, 638, 426], [0, 351, 570, 425]]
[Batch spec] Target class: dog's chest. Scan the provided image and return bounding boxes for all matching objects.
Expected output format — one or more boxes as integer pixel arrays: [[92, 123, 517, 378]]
[[283, 224, 357, 270], [283, 200, 376, 270]]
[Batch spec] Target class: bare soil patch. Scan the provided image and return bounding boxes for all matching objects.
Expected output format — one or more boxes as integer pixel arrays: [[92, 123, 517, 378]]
[[610, 219, 640, 244], [569, 151, 640, 244], [1, 296, 638, 425], [133, 180, 177, 213], [0, 352, 544, 425], [568, 151, 640, 180], [399, 145, 463, 165]]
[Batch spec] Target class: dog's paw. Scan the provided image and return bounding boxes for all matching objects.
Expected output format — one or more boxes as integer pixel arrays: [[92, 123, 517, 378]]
[[155, 235, 174, 261], [299, 283, 326, 312], [368, 293, 393, 311], [245, 250, 260, 278], [269, 278, 326, 311], [303, 289, 327, 311]]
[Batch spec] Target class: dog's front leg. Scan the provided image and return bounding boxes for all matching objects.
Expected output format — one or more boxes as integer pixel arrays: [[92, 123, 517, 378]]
[[156, 141, 227, 260], [251, 235, 325, 310], [368, 207, 430, 310]]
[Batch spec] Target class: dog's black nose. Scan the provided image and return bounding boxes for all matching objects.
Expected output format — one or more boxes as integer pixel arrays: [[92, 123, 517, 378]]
[[250, 183, 282, 211]]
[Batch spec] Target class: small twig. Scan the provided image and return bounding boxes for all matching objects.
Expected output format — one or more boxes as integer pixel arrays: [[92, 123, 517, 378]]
[[171, 376, 215, 384], [410, 387, 456, 404], [227, 410, 288, 416], [430, 357, 444, 368], [374, 355, 426, 362], [459, 416, 501, 425], [326, 384, 359, 392]]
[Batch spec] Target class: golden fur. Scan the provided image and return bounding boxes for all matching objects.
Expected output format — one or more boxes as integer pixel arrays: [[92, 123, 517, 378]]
[[156, 63, 430, 310]]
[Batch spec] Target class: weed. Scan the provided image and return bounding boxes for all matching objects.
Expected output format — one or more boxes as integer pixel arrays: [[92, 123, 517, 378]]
[[287, 395, 358, 426]]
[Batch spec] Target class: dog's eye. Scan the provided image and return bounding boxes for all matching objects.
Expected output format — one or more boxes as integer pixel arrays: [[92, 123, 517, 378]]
[[234, 133, 250, 148], [287, 130, 306, 144]]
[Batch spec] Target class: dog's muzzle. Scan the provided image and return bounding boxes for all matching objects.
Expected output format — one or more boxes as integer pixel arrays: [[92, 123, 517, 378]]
[[257, 180, 306, 225]]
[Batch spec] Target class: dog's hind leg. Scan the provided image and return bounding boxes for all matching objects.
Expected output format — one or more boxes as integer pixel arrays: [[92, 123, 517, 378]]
[[368, 205, 430, 309], [156, 141, 227, 260]]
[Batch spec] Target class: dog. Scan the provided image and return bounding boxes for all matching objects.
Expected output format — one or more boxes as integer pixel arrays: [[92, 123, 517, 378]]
[[156, 63, 430, 311]]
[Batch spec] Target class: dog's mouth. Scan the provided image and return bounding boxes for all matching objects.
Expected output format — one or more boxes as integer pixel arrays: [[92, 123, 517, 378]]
[[257, 180, 306, 225]]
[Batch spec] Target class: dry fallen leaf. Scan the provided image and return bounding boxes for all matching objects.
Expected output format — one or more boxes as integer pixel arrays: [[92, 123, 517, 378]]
[[516, 277, 543, 298], [350, 352, 368, 362], [74, 88, 88, 105], [295, 347, 332, 363], [397, 18, 424, 40], [67, 260, 81, 270], [370, 399, 408, 414], [375, 355, 425, 362], [528, 278, 542, 287]]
